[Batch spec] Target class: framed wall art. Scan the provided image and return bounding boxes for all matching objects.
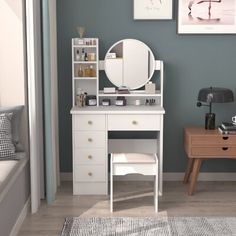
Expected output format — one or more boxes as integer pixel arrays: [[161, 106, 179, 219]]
[[178, 0, 236, 34], [134, 0, 173, 20]]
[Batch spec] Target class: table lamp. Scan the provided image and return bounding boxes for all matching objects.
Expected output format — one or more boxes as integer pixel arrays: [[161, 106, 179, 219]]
[[197, 87, 234, 130]]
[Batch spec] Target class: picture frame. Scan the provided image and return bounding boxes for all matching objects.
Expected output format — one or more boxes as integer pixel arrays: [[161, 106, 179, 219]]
[[178, 0, 236, 34], [134, 0, 173, 20]]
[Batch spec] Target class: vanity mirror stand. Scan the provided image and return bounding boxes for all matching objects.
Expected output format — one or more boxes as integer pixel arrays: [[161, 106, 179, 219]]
[[71, 39, 165, 196]]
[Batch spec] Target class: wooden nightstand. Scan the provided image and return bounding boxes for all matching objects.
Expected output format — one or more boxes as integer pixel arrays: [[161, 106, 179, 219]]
[[183, 127, 236, 195]]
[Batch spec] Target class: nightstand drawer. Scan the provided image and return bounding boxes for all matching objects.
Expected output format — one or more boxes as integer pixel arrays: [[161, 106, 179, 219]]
[[73, 115, 105, 131], [74, 165, 106, 182], [74, 148, 105, 165], [191, 147, 236, 157], [108, 114, 161, 131], [74, 131, 105, 148], [191, 135, 236, 146]]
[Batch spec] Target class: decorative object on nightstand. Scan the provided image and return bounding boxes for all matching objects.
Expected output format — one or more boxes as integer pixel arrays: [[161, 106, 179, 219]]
[[218, 122, 236, 135], [232, 115, 236, 125], [197, 87, 234, 130]]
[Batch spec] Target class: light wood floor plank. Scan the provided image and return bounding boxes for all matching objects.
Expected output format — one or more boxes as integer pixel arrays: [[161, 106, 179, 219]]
[[18, 181, 236, 236]]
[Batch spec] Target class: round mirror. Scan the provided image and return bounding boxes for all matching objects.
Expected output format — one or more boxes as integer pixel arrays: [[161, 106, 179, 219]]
[[104, 39, 155, 90]]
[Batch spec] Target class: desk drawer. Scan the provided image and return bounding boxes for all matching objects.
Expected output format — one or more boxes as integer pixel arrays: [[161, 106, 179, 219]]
[[73, 115, 105, 131], [191, 135, 236, 146], [191, 147, 236, 157], [108, 114, 161, 131], [74, 148, 106, 165], [74, 131, 105, 148], [74, 165, 106, 182]]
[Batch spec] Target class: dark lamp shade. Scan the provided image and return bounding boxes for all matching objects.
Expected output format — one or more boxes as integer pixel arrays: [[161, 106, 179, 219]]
[[198, 87, 234, 103]]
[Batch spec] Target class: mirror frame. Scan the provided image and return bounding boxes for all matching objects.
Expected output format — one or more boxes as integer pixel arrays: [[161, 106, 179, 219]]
[[104, 39, 156, 90]]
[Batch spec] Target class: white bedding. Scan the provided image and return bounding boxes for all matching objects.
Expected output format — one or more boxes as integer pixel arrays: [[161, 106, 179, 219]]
[[0, 152, 26, 194]]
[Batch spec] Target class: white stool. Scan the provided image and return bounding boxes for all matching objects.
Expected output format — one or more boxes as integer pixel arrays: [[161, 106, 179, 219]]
[[110, 153, 158, 212]]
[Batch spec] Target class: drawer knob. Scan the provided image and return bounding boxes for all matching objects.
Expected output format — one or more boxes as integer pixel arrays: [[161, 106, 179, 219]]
[[88, 155, 92, 159], [88, 138, 93, 142], [88, 121, 93, 125], [222, 147, 229, 151], [132, 120, 138, 125], [88, 172, 92, 176], [223, 137, 229, 140]]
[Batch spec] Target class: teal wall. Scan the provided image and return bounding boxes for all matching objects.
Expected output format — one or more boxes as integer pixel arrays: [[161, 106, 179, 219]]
[[57, 0, 236, 173]]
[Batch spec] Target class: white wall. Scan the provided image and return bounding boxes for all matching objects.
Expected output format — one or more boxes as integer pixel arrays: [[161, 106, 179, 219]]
[[0, 0, 28, 152], [0, 0, 26, 106]]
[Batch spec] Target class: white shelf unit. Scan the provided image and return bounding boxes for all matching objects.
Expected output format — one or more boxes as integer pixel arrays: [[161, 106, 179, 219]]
[[72, 38, 99, 106], [71, 38, 164, 108]]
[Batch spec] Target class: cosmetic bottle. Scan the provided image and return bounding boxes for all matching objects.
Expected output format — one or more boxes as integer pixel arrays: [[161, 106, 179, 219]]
[[85, 52, 88, 61], [75, 49, 80, 61], [84, 66, 90, 77], [89, 65, 96, 77], [78, 66, 83, 77], [81, 48, 85, 61]]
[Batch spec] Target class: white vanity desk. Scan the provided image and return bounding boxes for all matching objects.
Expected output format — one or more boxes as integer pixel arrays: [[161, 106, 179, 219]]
[[71, 105, 164, 195], [70, 39, 165, 196]]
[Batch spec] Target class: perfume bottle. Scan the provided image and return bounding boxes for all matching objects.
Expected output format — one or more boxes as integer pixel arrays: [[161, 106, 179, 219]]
[[89, 65, 96, 77], [84, 52, 88, 61], [78, 66, 83, 77], [75, 49, 80, 61], [84, 66, 90, 77], [81, 48, 85, 61]]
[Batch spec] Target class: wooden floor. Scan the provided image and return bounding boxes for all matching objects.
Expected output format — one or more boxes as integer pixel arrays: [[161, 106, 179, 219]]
[[19, 181, 236, 236]]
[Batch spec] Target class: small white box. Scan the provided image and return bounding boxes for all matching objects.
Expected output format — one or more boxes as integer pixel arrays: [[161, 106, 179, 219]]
[[104, 87, 116, 94], [145, 82, 155, 94], [106, 53, 116, 59]]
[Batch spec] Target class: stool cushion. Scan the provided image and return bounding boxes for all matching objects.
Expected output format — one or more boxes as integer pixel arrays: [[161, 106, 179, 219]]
[[112, 153, 156, 164]]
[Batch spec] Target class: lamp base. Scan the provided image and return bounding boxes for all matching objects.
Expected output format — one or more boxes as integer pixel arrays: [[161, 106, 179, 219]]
[[205, 113, 215, 130]]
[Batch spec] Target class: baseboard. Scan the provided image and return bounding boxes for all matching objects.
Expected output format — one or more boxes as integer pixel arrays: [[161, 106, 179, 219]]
[[9, 197, 31, 236], [60, 172, 236, 182]]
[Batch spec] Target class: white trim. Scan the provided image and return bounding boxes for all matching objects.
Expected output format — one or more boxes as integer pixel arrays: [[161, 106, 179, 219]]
[[9, 197, 30, 236], [60, 172, 236, 182]]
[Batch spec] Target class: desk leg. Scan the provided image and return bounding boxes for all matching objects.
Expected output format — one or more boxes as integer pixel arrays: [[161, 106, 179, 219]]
[[183, 158, 194, 184], [188, 158, 202, 196]]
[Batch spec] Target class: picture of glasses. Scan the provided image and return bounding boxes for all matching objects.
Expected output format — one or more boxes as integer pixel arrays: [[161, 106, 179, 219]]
[[178, 0, 236, 34]]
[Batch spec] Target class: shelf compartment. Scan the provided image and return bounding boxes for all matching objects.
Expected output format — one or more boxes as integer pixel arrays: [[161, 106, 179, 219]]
[[74, 77, 98, 80], [74, 61, 97, 64], [98, 90, 161, 97]]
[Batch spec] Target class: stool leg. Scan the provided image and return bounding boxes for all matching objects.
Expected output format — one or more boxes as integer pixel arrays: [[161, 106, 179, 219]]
[[154, 173, 158, 213], [110, 155, 113, 212]]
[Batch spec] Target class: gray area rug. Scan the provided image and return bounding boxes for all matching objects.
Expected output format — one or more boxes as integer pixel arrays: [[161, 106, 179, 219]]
[[61, 217, 236, 236]]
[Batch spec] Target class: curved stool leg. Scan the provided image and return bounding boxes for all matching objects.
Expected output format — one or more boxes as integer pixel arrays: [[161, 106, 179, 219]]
[[110, 154, 113, 212], [154, 159, 159, 213]]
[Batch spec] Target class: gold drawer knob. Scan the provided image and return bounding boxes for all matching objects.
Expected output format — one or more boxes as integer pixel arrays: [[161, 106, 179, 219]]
[[88, 155, 92, 159], [88, 121, 93, 125], [88, 172, 92, 176], [88, 138, 93, 142], [132, 120, 138, 125]]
